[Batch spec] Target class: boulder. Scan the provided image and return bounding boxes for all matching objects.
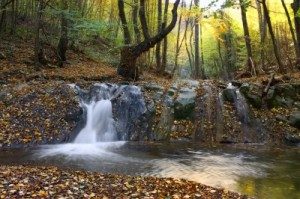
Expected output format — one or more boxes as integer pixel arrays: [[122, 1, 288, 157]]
[[174, 88, 196, 119], [239, 83, 262, 108], [144, 83, 163, 92], [289, 111, 300, 129], [222, 88, 236, 103], [284, 133, 300, 145]]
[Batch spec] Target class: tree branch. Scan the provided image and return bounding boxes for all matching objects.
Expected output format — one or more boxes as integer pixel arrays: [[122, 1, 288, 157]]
[[118, 0, 132, 45], [139, 0, 150, 40], [133, 0, 180, 56]]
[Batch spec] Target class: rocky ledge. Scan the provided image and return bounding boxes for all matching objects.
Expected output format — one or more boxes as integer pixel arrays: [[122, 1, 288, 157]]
[[0, 78, 299, 148]]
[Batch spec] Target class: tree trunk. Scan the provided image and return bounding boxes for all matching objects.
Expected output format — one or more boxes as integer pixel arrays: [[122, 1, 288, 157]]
[[118, 0, 131, 45], [194, 0, 201, 78], [161, 0, 169, 73], [174, 1, 184, 74], [117, 0, 180, 79], [0, 9, 6, 33], [292, 0, 300, 65], [132, 0, 141, 43], [256, 0, 267, 72], [34, 0, 45, 66], [0, 0, 12, 33], [262, 0, 285, 73], [118, 47, 139, 80], [57, 0, 68, 67], [155, 0, 162, 71], [10, 0, 15, 35], [239, 0, 255, 75], [281, 0, 300, 62]]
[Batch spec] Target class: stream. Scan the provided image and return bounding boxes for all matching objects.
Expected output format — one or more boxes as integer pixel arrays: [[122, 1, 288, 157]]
[[0, 142, 299, 199], [1, 83, 299, 198]]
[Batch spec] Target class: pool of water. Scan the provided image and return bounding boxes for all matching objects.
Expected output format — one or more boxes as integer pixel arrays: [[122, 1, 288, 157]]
[[0, 142, 299, 198]]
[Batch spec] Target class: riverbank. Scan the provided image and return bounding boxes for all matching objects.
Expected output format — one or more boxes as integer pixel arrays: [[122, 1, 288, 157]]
[[0, 165, 248, 198]]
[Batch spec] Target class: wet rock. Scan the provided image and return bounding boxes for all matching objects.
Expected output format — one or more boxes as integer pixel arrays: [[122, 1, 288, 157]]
[[144, 83, 163, 92], [239, 83, 262, 108], [284, 133, 300, 145], [174, 88, 196, 119], [231, 81, 242, 87], [111, 85, 153, 141], [222, 88, 236, 103], [289, 111, 300, 129], [275, 84, 297, 99], [267, 83, 299, 108]]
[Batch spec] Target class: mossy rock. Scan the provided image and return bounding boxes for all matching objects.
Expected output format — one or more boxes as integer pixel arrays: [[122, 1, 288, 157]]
[[239, 83, 262, 108], [174, 89, 196, 120], [222, 88, 236, 103], [289, 111, 300, 129]]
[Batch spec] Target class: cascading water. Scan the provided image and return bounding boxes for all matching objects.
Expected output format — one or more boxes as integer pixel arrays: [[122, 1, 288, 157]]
[[36, 83, 148, 158], [74, 100, 116, 143]]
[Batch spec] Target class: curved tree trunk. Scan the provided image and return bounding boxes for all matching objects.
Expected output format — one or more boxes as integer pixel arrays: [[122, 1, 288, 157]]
[[117, 0, 180, 79]]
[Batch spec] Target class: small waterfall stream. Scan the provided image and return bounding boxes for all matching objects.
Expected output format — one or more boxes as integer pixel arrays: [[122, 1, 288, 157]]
[[37, 83, 148, 157], [74, 100, 116, 143]]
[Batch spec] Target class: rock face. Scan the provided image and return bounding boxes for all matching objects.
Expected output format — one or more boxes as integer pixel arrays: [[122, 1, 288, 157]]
[[112, 85, 155, 141], [1, 79, 299, 147], [174, 87, 197, 119], [143, 80, 199, 141]]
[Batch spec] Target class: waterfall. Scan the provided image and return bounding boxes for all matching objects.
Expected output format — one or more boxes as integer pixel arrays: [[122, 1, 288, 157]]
[[73, 100, 116, 143], [73, 83, 148, 142], [36, 83, 148, 158]]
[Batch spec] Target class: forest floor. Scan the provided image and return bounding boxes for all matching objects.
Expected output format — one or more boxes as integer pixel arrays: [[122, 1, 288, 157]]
[[0, 165, 248, 199], [0, 38, 172, 86]]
